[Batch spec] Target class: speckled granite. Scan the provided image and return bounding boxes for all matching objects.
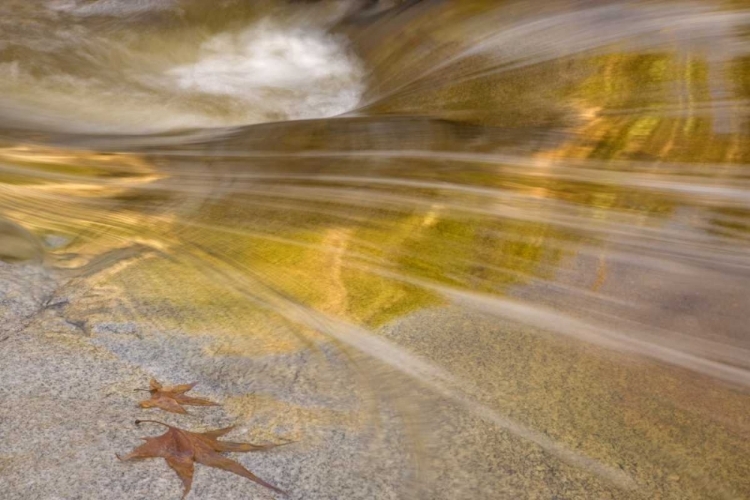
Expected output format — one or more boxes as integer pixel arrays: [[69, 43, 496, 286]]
[[1, 262, 749, 499], [0, 262, 408, 500]]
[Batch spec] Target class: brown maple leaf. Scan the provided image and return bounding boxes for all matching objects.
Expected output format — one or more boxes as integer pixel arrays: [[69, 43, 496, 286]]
[[117, 420, 286, 498], [137, 379, 219, 414]]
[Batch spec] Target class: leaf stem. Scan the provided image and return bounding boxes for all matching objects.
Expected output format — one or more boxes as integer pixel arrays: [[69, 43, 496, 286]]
[[135, 419, 170, 427]]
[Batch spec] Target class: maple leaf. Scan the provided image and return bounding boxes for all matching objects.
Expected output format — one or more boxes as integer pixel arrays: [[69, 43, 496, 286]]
[[137, 378, 219, 414], [117, 420, 286, 498]]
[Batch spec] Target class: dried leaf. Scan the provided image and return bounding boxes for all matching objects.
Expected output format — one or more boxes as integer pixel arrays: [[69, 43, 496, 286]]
[[117, 420, 286, 499], [138, 378, 219, 414]]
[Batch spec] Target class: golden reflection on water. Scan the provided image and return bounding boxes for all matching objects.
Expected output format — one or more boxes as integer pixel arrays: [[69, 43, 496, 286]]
[[1, 1, 750, 498]]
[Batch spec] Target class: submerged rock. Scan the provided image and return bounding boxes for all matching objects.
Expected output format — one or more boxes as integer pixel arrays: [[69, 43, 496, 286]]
[[0, 218, 44, 263]]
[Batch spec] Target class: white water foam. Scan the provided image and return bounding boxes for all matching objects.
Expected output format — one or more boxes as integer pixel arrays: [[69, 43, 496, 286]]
[[167, 21, 364, 122]]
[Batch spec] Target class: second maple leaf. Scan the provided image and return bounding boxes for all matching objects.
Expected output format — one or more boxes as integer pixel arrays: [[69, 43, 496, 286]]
[[118, 420, 286, 498], [138, 378, 219, 414]]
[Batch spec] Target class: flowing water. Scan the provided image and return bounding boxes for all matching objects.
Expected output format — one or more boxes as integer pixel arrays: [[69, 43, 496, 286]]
[[1, 0, 750, 498]]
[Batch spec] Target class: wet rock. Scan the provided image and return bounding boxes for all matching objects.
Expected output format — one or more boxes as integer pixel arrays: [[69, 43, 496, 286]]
[[0, 261, 57, 337]]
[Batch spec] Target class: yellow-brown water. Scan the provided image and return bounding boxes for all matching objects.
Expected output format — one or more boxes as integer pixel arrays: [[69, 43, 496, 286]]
[[1, 1, 749, 498]]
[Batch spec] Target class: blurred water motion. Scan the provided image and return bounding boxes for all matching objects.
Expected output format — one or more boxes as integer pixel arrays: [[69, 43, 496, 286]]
[[1, 0, 750, 498]]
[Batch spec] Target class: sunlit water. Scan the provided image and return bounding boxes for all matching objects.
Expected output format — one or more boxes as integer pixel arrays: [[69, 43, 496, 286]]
[[1, 0, 750, 498]]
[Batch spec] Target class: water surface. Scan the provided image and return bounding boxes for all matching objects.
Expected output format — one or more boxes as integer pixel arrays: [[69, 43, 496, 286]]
[[1, 1, 749, 498]]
